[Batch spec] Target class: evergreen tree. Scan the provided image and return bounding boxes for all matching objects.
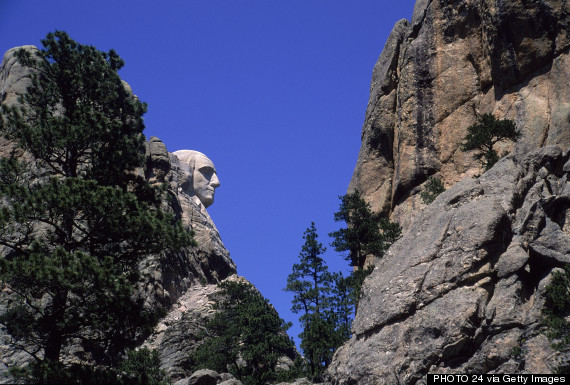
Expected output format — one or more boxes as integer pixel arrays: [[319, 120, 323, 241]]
[[116, 348, 169, 385], [420, 176, 446, 204], [460, 113, 520, 171], [189, 280, 296, 385], [542, 264, 570, 373], [329, 191, 401, 271], [329, 272, 354, 344], [329, 191, 401, 313], [298, 311, 337, 380], [343, 266, 375, 314], [284, 223, 337, 380], [0, 31, 193, 383], [285, 223, 332, 315]]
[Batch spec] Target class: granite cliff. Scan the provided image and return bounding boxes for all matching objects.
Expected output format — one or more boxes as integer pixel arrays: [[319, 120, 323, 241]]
[[326, 0, 570, 383], [349, 0, 569, 230], [327, 146, 570, 383]]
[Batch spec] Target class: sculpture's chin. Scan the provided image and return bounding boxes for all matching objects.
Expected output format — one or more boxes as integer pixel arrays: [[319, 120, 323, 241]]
[[197, 194, 214, 208]]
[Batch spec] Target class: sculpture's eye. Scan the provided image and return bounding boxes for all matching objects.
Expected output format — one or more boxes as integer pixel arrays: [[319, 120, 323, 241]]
[[199, 167, 215, 180]]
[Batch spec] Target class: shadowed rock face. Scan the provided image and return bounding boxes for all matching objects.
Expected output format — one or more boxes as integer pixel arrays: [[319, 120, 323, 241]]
[[349, 0, 570, 230], [326, 146, 570, 383]]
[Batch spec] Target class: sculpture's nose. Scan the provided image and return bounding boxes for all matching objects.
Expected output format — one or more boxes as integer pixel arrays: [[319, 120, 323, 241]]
[[211, 172, 220, 188]]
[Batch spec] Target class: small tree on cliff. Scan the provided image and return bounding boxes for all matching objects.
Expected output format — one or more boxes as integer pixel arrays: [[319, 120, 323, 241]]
[[420, 176, 446, 204], [329, 191, 401, 308], [460, 113, 520, 171], [542, 264, 570, 373], [330, 191, 401, 270], [0, 31, 193, 383]]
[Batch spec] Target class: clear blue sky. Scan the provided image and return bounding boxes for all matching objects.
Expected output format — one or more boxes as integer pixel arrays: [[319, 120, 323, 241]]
[[1, 0, 417, 347]]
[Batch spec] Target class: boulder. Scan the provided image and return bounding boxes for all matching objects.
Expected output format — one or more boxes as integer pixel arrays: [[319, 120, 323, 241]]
[[219, 379, 243, 385], [187, 369, 221, 385], [219, 372, 242, 384], [275, 378, 315, 385]]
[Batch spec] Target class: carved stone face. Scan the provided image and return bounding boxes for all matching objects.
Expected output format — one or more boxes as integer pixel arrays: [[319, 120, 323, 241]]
[[173, 150, 220, 208], [192, 154, 220, 207]]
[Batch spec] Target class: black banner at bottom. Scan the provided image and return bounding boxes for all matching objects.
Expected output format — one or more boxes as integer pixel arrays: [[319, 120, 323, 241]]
[[428, 374, 569, 385]]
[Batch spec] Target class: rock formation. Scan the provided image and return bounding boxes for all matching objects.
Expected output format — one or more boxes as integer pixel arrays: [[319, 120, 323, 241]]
[[3, 0, 569, 381], [0, 46, 239, 383], [0, 44, 303, 384], [139, 142, 242, 381], [327, 146, 570, 383], [139, 139, 236, 309], [349, 0, 569, 230], [327, 0, 570, 381]]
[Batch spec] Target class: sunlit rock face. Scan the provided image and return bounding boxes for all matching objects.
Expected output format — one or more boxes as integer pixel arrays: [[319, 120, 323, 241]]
[[139, 140, 242, 380], [141, 142, 235, 307], [172, 150, 221, 208], [349, 0, 569, 231], [327, 146, 570, 384], [328, 0, 570, 382]]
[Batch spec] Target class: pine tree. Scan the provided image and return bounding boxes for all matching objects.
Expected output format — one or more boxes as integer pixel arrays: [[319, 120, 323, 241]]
[[117, 349, 169, 385], [542, 264, 570, 373], [460, 113, 520, 171], [329, 272, 353, 344], [420, 176, 446, 204], [285, 223, 332, 316], [329, 191, 401, 313], [0, 31, 193, 383], [189, 280, 296, 385], [284, 223, 341, 381], [329, 191, 400, 271]]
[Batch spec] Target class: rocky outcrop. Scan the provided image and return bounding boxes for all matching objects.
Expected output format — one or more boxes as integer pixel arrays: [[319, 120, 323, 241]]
[[172, 369, 244, 385], [332, 0, 570, 382], [326, 146, 570, 383], [139, 138, 236, 310], [0, 46, 38, 166], [349, 0, 570, 230], [0, 46, 239, 383], [333, 1, 570, 381], [143, 278, 231, 380], [0, 46, 36, 107]]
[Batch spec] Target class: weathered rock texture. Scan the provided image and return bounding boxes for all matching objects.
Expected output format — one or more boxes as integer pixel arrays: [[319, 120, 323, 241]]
[[349, 0, 570, 230], [0, 46, 239, 383], [140, 140, 236, 310], [334, 1, 570, 381], [326, 146, 570, 383]]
